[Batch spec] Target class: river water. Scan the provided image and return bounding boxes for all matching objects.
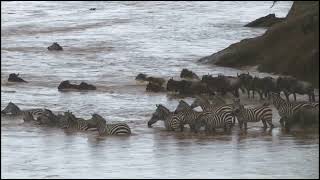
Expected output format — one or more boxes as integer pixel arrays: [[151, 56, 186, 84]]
[[1, 1, 319, 179]]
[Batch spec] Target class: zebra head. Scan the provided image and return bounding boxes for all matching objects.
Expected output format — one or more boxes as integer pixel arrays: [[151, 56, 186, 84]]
[[1, 102, 21, 115], [174, 100, 191, 114], [91, 113, 107, 134], [190, 96, 208, 109], [269, 92, 285, 107], [231, 98, 242, 114], [148, 104, 171, 128]]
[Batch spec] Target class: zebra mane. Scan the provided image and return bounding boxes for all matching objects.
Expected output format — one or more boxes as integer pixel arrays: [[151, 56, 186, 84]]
[[156, 104, 171, 114]]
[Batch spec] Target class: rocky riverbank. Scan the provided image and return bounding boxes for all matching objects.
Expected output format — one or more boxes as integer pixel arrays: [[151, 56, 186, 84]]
[[199, 1, 319, 87]]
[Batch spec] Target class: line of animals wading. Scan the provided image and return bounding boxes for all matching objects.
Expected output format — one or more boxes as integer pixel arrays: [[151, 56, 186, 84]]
[[136, 68, 316, 103], [1, 102, 131, 136], [3, 68, 318, 135]]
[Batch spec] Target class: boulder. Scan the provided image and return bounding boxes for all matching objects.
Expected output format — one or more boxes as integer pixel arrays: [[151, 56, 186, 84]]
[[8, 73, 27, 83], [48, 42, 63, 51]]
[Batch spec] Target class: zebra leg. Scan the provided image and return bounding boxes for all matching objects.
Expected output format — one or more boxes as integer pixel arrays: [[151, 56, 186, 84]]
[[284, 92, 290, 102], [267, 120, 274, 129], [279, 117, 285, 127], [239, 121, 243, 129], [180, 124, 184, 132], [262, 119, 267, 129], [244, 122, 248, 130]]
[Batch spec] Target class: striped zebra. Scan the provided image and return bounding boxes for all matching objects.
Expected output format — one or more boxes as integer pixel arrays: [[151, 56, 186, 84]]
[[196, 110, 234, 133], [61, 111, 97, 131], [91, 114, 131, 135], [148, 104, 182, 131], [232, 98, 274, 130], [270, 92, 314, 129], [190, 96, 236, 125], [2, 102, 50, 120], [174, 100, 210, 133]]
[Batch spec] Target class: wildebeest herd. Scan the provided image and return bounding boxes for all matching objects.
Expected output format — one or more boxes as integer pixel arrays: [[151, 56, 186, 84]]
[[2, 68, 319, 137]]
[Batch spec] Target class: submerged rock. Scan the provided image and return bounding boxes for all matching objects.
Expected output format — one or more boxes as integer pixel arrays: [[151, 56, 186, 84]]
[[48, 42, 63, 51], [8, 73, 27, 83], [244, 14, 285, 27]]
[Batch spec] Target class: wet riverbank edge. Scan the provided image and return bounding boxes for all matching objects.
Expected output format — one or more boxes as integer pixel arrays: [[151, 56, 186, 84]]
[[198, 1, 319, 88]]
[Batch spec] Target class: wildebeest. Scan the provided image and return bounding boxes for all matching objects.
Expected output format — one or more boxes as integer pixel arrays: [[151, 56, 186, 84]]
[[146, 82, 165, 92], [202, 74, 242, 98], [58, 80, 96, 91], [237, 72, 254, 98], [277, 76, 315, 102], [252, 76, 280, 100], [180, 68, 200, 80], [135, 73, 166, 86], [167, 78, 210, 95]]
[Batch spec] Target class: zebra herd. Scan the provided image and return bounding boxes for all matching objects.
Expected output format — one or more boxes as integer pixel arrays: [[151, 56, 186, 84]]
[[148, 92, 318, 133], [1, 102, 131, 136]]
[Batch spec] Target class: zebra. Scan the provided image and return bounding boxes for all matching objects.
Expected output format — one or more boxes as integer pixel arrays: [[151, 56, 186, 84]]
[[269, 92, 314, 129], [195, 110, 234, 133], [148, 104, 184, 131], [174, 100, 211, 133], [232, 98, 274, 130], [190, 96, 236, 125], [2, 102, 50, 120], [61, 111, 97, 131], [91, 114, 131, 136]]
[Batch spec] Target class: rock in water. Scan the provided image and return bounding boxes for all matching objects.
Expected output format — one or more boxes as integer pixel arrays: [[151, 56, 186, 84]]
[[8, 73, 27, 82], [48, 42, 63, 51]]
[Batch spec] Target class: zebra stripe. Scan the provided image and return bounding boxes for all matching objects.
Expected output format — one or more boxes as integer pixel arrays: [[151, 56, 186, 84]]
[[174, 100, 210, 132], [148, 104, 181, 131], [191, 97, 236, 125], [92, 114, 131, 135], [270, 92, 313, 127], [197, 111, 234, 133], [232, 100, 273, 129], [62, 111, 95, 131]]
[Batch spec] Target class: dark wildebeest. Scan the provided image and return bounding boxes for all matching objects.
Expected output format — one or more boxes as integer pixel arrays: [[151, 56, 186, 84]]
[[8, 73, 27, 83], [146, 82, 165, 92], [58, 81, 96, 91], [135, 73, 166, 87], [167, 78, 210, 95], [237, 72, 254, 98], [202, 74, 242, 98], [277, 76, 315, 102], [180, 69, 200, 80]]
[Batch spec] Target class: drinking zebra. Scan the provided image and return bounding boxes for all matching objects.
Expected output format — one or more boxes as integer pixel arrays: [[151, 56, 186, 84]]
[[269, 92, 314, 129], [190, 96, 236, 125], [2, 102, 50, 120], [232, 98, 274, 130], [61, 111, 97, 131], [147, 104, 182, 131], [91, 114, 131, 135]]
